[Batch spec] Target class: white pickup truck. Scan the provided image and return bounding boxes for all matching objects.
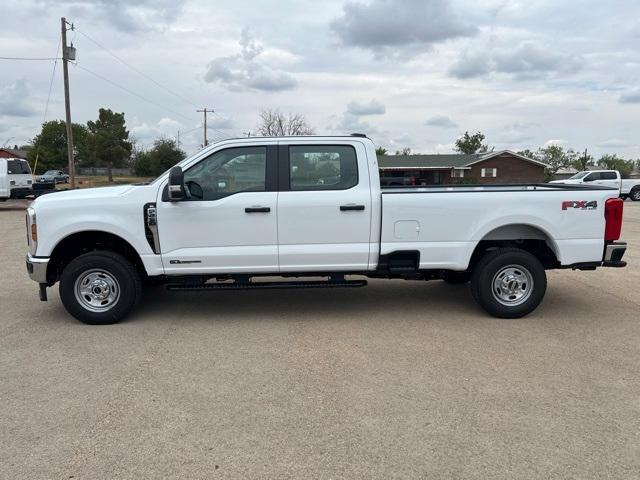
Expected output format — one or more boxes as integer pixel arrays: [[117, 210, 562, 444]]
[[550, 170, 640, 201], [26, 135, 627, 324]]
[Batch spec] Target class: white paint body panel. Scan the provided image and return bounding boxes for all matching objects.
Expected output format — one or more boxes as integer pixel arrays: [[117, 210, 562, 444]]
[[0, 159, 8, 199], [380, 187, 617, 269], [28, 136, 620, 281], [0, 158, 32, 198], [156, 191, 279, 274], [277, 139, 373, 271]]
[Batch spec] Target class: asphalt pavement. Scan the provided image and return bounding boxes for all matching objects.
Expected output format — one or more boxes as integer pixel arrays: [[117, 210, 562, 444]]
[[1, 201, 639, 479]]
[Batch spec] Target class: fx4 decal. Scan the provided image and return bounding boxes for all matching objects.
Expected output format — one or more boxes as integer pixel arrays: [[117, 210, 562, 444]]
[[562, 200, 598, 210]]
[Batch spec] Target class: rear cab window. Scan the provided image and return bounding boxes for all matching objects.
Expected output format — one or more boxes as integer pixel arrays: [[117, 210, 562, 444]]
[[7, 160, 31, 175], [289, 145, 358, 190]]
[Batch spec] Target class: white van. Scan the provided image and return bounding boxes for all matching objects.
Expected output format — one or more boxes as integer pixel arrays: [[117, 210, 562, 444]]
[[0, 157, 33, 200]]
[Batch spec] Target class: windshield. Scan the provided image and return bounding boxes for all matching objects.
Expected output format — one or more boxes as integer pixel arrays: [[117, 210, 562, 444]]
[[7, 159, 31, 174], [43, 170, 58, 175], [569, 171, 590, 180]]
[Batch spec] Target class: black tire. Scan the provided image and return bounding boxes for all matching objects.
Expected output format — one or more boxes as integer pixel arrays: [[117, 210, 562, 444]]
[[630, 188, 640, 202], [59, 251, 142, 325], [442, 271, 470, 284], [470, 248, 546, 319]]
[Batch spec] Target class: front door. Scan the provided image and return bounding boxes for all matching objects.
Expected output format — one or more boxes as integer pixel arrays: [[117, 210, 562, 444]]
[[156, 145, 279, 275], [277, 142, 372, 272]]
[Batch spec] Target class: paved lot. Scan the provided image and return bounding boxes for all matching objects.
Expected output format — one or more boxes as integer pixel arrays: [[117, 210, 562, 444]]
[[1, 201, 639, 479]]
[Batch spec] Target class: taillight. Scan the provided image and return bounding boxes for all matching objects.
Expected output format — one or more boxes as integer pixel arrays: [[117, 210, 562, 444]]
[[604, 198, 623, 241]]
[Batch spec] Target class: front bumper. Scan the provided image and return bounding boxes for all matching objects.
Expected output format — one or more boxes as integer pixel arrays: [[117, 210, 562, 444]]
[[603, 241, 627, 267], [25, 254, 49, 283]]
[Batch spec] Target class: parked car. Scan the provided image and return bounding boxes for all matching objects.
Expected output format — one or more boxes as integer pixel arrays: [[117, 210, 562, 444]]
[[37, 170, 69, 184], [550, 170, 640, 201], [25, 135, 627, 324], [0, 157, 33, 200]]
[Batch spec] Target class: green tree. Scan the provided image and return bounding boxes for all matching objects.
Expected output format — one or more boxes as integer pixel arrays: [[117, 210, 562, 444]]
[[598, 154, 635, 178], [375, 147, 388, 156], [455, 131, 488, 154], [573, 149, 593, 171], [395, 147, 412, 155], [537, 145, 576, 180], [27, 120, 88, 173], [133, 138, 186, 177], [85, 108, 133, 182]]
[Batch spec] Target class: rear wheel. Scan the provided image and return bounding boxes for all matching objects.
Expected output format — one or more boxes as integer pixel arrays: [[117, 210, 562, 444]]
[[59, 251, 142, 325], [470, 248, 546, 318], [630, 188, 640, 202]]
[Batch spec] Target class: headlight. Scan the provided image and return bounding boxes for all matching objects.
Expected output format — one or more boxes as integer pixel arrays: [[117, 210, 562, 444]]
[[26, 207, 37, 254]]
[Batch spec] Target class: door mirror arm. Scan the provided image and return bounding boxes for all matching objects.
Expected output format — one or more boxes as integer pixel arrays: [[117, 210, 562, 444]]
[[168, 166, 185, 201]]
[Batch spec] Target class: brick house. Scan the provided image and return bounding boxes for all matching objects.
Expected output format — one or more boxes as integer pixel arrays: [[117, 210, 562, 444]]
[[0, 147, 28, 160], [378, 150, 548, 186]]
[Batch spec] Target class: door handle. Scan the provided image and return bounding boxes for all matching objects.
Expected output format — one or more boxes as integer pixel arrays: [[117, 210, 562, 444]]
[[245, 206, 270, 213], [340, 204, 365, 211]]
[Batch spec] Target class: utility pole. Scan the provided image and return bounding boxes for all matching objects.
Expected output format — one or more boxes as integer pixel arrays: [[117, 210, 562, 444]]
[[176, 130, 180, 148], [196, 108, 213, 147], [61, 17, 76, 188]]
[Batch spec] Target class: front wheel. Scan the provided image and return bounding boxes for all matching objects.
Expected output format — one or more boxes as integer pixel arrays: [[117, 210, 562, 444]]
[[470, 248, 547, 318], [59, 251, 142, 324]]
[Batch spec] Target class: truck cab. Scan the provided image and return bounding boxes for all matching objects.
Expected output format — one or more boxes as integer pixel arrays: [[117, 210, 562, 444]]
[[550, 170, 621, 190]]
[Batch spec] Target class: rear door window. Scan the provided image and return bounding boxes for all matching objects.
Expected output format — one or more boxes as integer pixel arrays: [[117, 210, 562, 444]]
[[288, 145, 358, 190], [601, 172, 617, 180], [7, 160, 31, 174]]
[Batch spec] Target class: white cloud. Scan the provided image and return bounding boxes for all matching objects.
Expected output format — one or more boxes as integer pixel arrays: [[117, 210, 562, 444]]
[[543, 139, 569, 147], [331, 0, 476, 57], [425, 115, 458, 128], [0, 79, 37, 117], [619, 89, 640, 104], [597, 138, 630, 148], [449, 42, 581, 79], [204, 28, 297, 92], [346, 99, 386, 115]]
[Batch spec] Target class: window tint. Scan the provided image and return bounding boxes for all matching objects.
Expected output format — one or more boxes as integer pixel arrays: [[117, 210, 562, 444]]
[[601, 171, 617, 180], [584, 172, 600, 181], [183, 147, 266, 200], [7, 160, 31, 174], [289, 145, 358, 190]]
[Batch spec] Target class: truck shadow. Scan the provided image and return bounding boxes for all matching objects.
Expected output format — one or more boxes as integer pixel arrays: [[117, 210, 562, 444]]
[[133, 279, 482, 325]]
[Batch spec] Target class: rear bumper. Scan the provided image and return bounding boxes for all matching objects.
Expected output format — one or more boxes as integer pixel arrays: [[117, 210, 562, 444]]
[[25, 254, 49, 283], [603, 241, 627, 268], [10, 187, 33, 198]]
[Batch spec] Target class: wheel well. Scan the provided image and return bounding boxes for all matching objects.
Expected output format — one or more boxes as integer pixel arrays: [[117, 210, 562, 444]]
[[47, 231, 145, 284], [469, 224, 560, 270]]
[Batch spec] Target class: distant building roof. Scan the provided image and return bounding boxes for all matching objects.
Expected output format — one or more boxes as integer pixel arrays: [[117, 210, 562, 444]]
[[0, 148, 28, 159], [378, 150, 548, 169]]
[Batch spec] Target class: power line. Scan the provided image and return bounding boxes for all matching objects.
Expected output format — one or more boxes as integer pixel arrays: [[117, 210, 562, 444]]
[[0, 56, 61, 61], [73, 26, 243, 133], [74, 27, 200, 109], [42, 37, 62, 123], [73, 63, 199, 124]]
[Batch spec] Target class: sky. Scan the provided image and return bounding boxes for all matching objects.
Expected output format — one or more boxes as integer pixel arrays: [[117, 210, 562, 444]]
[[1, 0, 639, 158]]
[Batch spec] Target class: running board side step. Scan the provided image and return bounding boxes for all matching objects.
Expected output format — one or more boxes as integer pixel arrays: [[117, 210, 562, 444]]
[[166, 279, 368, 291]]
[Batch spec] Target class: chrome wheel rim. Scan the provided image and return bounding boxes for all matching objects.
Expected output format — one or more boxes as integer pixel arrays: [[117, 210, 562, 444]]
[[74, 269, 120, 312], [491, 265, 533, 306], [633, 190, 640, 201]]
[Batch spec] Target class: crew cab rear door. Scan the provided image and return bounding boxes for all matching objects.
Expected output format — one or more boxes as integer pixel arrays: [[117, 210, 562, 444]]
[[276, 141, 372, 271]]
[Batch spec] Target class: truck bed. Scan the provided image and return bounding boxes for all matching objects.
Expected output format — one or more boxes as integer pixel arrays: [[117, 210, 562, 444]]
[[379, 183, 620, 270]]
